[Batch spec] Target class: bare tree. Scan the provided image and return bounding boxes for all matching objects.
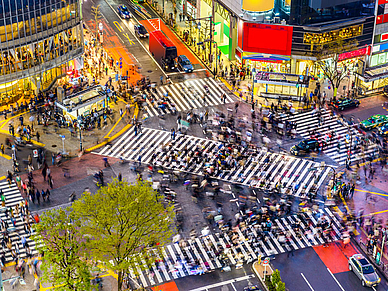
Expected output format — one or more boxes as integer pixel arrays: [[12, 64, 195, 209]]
[[314, 39, 358, 97]]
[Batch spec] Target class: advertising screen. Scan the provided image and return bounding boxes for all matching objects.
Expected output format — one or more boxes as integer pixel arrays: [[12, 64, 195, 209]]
[[242, 0, 274, 12], [242, 23, 293, 55]]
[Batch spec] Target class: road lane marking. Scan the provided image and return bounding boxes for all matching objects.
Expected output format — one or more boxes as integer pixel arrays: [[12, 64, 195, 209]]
[[113, 21, 123, 32], [327, 268, 345, 291], [188, 275, 254, 291], [355, 188, 388, 197], [301, 273, 315, 291], [123, 32, 135, 45], [230, 282, 237, 291]]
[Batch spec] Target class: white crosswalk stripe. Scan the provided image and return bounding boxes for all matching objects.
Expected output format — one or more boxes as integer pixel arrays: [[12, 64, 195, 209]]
[[96, 127, 331, 198], [281, 110, 379, 165], [0, 181, 37, 262], [143, 78, 234, 117], [126, 208, 341, 287]]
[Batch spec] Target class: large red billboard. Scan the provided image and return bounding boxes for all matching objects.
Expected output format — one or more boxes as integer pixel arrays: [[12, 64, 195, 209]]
[[242, 23, 293, 55]]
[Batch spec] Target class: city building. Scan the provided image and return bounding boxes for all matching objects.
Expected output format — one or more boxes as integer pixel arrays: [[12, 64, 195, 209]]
[[193, 0, 379, 98], [0, 0, 84, 107]]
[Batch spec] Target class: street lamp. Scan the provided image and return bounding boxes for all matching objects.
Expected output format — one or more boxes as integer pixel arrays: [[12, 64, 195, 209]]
[[251, 68, 256, 102]]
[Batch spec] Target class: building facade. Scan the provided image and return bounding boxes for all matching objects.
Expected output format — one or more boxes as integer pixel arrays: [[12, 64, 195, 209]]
[[192, 0, 383, 97], [0, 0, 84, 106]]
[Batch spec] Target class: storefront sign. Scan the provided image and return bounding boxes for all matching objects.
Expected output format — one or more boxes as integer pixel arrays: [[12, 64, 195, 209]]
[[381, 32, 388, 42], [242, 23, 293, 55], [338, 46, 370, 61], [242, 0, 274, 12]]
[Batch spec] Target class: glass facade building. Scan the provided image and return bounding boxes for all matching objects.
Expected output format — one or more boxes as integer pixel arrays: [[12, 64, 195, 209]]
[[0, 0, 83, 105]]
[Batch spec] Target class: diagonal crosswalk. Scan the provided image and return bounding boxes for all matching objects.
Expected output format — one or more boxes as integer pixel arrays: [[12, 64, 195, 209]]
[[96, 127, 332, 198], [143, 78, 234, 117], [0, 180, 37, 262], [127, 208, 342, 288], [281, 110, 378, 165]]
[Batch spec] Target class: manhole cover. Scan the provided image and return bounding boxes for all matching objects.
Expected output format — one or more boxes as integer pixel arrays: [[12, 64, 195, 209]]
[[147, 70, 153, 73], [52, 145, 57, 147]]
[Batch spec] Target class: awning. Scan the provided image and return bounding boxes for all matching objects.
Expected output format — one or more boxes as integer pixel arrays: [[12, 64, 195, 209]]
[[242, 54, 290, 62]]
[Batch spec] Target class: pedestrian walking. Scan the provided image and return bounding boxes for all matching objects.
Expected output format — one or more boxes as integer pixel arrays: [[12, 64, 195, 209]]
[[36, 189, 40, 205], [36, 131, 40, 142], [171, 128, 175, 140], [235, 102, 239, 114], [287, 241, 294, 258], [0, 143, 4, 155]]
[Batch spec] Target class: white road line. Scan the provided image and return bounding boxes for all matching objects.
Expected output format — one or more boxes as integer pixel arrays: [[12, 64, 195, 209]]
[[301, 273, 315, 291], [327, 268, 346, 291], [188, 275, 254, 291]]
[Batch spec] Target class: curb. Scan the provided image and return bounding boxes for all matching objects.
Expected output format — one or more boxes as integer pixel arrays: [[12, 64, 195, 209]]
[[251, 261, 271, 291], [352, 236, 388, 282]]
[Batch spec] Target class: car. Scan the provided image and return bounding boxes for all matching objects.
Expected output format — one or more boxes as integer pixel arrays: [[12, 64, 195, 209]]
[[134, 24, 148, 38], [348, 254, 380, 287], [117, 5, 131, 19], [290, 138, 325, 156], [331, 97, 360, 110], [379, 123, 388, 136], [177, 55, 194, 73], [360, 114, 388, 130]]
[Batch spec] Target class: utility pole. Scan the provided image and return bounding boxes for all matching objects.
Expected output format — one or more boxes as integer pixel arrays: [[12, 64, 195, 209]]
[[210, 0, 215, 74], [91, 5, 102, 37]]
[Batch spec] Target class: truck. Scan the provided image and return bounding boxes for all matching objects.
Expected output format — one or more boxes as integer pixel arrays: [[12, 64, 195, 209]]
[[149, 30, 177, 72]]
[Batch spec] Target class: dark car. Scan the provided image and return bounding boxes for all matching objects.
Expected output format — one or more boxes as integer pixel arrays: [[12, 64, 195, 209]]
[[331, 97, 360, 110], [117, 5, 131, 19], [134, 24, 148, 38], [177, 55, 194, 73], [290, 138, 324, 156]]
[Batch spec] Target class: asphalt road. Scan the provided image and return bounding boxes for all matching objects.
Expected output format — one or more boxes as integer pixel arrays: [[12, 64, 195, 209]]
[[174, 264, 260, 291], [342, 94, 388, 122], [272, 240, 388, 291], [94, 0, 210, 83]]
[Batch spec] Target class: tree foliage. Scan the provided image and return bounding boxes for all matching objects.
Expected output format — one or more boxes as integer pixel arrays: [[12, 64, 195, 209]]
[[72, 180, 175, 290], [32, 208, 93, 291], [314, 39, 358, 96], [272, 269, 281, 286]]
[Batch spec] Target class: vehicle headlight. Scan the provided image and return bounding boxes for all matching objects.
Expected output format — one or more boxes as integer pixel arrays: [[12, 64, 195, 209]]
[[378, 278, 381, 283]]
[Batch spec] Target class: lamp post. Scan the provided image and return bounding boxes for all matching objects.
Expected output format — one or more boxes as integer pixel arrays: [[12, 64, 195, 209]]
[[251, 68, 256, 102]]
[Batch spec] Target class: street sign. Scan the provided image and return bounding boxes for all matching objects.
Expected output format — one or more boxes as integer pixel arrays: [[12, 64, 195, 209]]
[[263, 258, 270, 266], [33, 149, 38, 158], [60, 135, 65, 141]]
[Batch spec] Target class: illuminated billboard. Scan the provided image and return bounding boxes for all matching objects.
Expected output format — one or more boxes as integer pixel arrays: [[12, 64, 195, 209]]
[[242, 0, 275, 12], [242, 23, 293, 55]]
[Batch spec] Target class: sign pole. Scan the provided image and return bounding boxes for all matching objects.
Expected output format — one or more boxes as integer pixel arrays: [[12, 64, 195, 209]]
[[252, 68, 256, 103]]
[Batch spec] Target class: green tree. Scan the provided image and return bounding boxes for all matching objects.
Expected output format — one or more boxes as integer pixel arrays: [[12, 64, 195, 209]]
[[276, 281, 286, 291], [314, 39, 358, 97], [272, 269, 281, 286], [72, 180, 175, 291], [32, 208, 93, 291]]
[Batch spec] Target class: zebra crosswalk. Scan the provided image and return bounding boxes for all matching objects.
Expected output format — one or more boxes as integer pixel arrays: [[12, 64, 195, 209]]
[[281, 110, 378, 165], [128, 208, 342, 288], [143, 78, 234, 117], [0, 180, 37, 262], [96, 127, 332, 198]]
